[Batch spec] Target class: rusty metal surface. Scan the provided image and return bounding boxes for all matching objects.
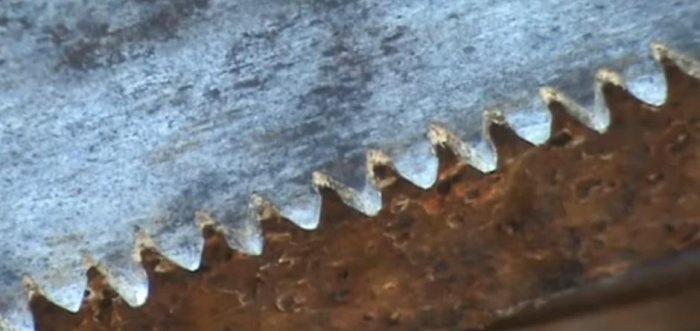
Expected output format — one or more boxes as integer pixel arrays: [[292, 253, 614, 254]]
[[4, 2, 700, 327], [509, 286, 700, 331], [25, 61, 700, 331]]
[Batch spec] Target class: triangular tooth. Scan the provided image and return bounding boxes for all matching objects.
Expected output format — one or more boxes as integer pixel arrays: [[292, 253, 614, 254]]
[[365, 148, 429, 204], [311, 170, 382, 217], [595, 67, 657, 128], [196, 210, 258, 258], [595, 68, 626, 89], [21, 276, 42, 302], [428, 124, 464, 178], [81, 254, 147, 308], [79, 264, 126, 326], [81, 254, 106, 301], [650, 42, 700, 108], [482, 109, 533, 168], [427, 123, 471, 161], [197, 215, 236, 270], [540, 86, 603, 134], [310, 170, 335, 190], [539, 86, 606, 150], [81, 256, 121, 305], [133, 228, 158, 265], [594, 68, 627, 127], [428, 123, 492, 173], [195, 210, 229, 236], [249, 193, 281, 223], [595, 68, 632, 122], [651, 42, 700, 80], [133, 229, 180, 274]]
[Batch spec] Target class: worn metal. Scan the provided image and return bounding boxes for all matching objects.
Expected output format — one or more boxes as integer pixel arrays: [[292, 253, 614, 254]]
[[26, 61, 700, 331], [1, 1, 700, 330]]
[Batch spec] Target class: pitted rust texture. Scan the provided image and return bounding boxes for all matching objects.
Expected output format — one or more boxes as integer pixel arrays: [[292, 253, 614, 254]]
[[31, 62, 700, 331]]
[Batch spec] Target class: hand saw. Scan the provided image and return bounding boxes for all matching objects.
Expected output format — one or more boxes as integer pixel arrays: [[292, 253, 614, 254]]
[[1, 1, 700, 330]]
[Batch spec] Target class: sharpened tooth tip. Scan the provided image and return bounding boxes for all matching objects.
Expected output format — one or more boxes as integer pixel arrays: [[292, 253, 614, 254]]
[[21, 276, 41, 300], [649, 42, 700, 80], [133, 229, 158, 264], [249, 193, 279, 221], [366, 149, 398, 189], [483, 108, 507, 128], [79, 253, 142, 306], [427, 123, 450, 146], [195, 210, 218, 231], [596, 68, 626, 87], [539, 86, 560, 105], [311, 171, 332, 189], [650, 42, 670, 62], [81, 253, 97, 269], [366, 149, 392, 168], [427, 123, 472, 159], [312, 169, 382, 217]]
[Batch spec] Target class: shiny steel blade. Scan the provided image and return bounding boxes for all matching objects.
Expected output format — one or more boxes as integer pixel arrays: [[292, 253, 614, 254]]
[[1, 1, 700, 330]]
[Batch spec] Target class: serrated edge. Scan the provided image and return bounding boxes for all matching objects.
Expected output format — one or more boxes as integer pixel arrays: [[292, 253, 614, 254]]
[[8, 42, 700, 331]]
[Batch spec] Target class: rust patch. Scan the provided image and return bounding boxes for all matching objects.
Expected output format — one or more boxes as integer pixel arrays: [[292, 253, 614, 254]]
[[30, 62, 700, 330]]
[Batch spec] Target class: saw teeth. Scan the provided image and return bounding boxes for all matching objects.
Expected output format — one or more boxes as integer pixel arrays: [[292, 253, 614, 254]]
[[651, 42, 700, 81], [194, 209, 259, 257], [80, 254, 147, 307], [225, 194, 277, 255], [249, 193, 281, 222], [595, 68, 626, 88], [427, 123, 470, 160], [428, 123, 493, 173], [8, 42, 700, 331], [133, 229, 180, 272], [133, 228, 158, 266], [539, 86, 602, 134], [136, 239, 184, 275], [366, 149, 399, 190], [195, 210, 228, 235], [482, 109, 534, 168], [21, 276, 41, 301], [311, 170, 382, 217], [243, 194, 282, 253], [594, 68, 627, 128]]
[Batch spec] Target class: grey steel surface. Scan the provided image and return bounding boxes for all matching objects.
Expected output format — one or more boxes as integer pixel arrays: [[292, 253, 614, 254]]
[[1, 0, 700, 330]]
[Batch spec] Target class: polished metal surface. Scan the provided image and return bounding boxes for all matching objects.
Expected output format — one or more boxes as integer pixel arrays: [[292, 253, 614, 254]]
[[1, 1, 700, 330]]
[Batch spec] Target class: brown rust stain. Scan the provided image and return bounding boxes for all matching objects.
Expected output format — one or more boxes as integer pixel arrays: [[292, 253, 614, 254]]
[[31, 61, 700, 330]]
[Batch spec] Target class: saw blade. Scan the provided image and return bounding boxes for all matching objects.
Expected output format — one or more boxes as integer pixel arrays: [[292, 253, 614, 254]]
[[1, 1, 700, 330], [26, 55, 700, 331]]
